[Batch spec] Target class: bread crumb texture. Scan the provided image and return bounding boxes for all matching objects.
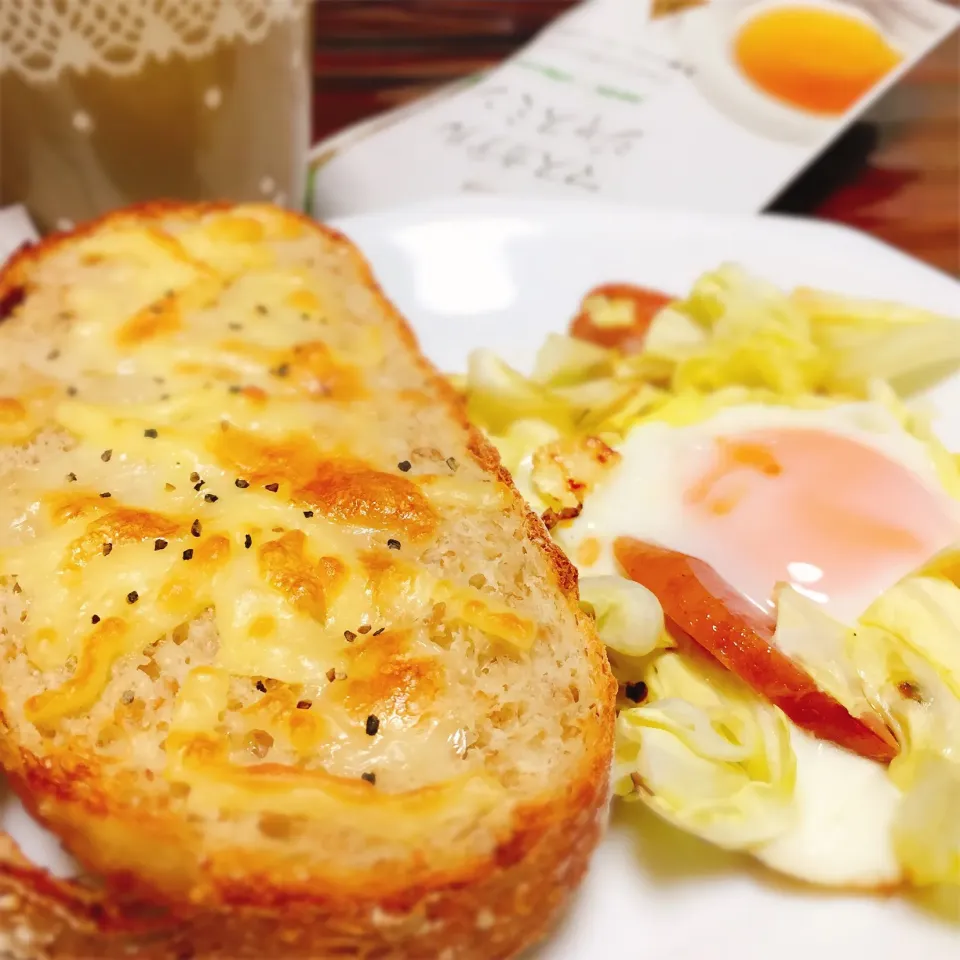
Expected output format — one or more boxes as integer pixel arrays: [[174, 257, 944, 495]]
[[0, 203, 614, 959]]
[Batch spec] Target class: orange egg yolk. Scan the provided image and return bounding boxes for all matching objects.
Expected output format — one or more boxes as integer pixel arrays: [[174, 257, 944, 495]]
[[734, 6, 902, 115], [684, 428, 957, 614]]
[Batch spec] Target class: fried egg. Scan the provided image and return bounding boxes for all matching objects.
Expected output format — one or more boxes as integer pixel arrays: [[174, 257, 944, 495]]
[[734, 2, 902, 116], [562, 401, 960, 885], [563, 401, 959, 625]]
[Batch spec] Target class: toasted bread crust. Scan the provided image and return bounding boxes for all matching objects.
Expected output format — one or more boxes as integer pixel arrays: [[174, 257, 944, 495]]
[[0, 782, 608, 959], [0, 202, 615, 959]]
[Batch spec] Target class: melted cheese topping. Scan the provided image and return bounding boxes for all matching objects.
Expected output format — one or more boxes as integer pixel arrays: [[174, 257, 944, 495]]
[[1, 206, 533, 817], [168, 665, 501, 836]]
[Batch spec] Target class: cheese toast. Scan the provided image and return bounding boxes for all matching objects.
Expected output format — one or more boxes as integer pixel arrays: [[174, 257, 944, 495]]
[[0, 203, 615, 959]]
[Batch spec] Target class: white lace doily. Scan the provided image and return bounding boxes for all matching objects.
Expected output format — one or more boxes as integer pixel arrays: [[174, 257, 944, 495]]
[[0, 0, 310, 83]]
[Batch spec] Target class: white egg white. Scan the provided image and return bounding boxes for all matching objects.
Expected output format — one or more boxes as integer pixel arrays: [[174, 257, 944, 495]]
[[753, 727, 903, 887]]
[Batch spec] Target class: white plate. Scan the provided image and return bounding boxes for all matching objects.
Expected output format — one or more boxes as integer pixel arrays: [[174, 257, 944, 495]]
[[5, 196, 960, 957]]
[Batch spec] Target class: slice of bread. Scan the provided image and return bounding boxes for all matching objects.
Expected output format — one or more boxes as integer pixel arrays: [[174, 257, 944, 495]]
[[0, 203, 615, 959]]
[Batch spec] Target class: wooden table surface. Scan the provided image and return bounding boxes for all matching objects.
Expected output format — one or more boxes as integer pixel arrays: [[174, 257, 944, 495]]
[[312, 1, 960, 276]]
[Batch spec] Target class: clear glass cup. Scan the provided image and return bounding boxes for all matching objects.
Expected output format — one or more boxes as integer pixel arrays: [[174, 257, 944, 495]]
[[0, 0, 313, 234]]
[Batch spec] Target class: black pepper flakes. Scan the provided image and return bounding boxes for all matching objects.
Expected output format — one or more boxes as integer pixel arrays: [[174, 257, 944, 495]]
[[387, 538, 401, 551], [273, 363, 290, 378], [228, 385, 242, 394], [361, 772, 376, 785], [303, 510, 314, 518], [190, 472, 200, 483], [154, 539, 168, 551], [244, 534, 252, 549], [99, 491, 112, 498], [235, 478, 249, 489], [204, 493, 219, 503], [66, 385, 78, 397], [373, 627, 385, 637], [67, 472, 77, 483], [182, 548, 194, 560], [255, 680, 267, 693], [100, 449, 112, 462], [397, 460, 411, 472], [126, 590, 139, 604], [120, 690, 135, 705], [325, 667, 337, 682], [190, 519, 202, 537], [296, 700, 312, 710], [255, 303, 268, 316], [264, 482, 279, 493], [358, 625, 371, 635], [143, 428, 158, 439], [102, 542, 113, 556], [624, 681, 648, 703], [343, 630, 356, 642], [91, 614, 100, 624], [365, 715, 380, 736], [446, 456, 459, 473], [194, 481, 205, 491]]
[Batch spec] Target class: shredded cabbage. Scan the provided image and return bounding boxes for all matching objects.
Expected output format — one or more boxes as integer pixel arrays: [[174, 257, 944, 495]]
[[893, 754, 960, 887], [845, 577, 960, 888], [579, 575, 668, 661], [847, 622, 960, 791], [465, 265, 960, 473], [646, 264, 826, 395], [466, 349, 573, 435], [579, 381, 664, 435], [615, 651, 797, 849], [643, 263, 960, 399], [531, 333, 613, 387], [860, 577, 960, 702], [796, 286, 960, 396]]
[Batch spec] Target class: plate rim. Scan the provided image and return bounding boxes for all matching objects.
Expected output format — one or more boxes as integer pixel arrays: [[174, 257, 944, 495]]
[[329, 194, 960, 290]]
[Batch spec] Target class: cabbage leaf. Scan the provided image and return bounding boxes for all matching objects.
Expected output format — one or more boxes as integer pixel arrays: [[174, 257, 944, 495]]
[[614, 651, 797, 849], [580, 575, 668, 660]]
